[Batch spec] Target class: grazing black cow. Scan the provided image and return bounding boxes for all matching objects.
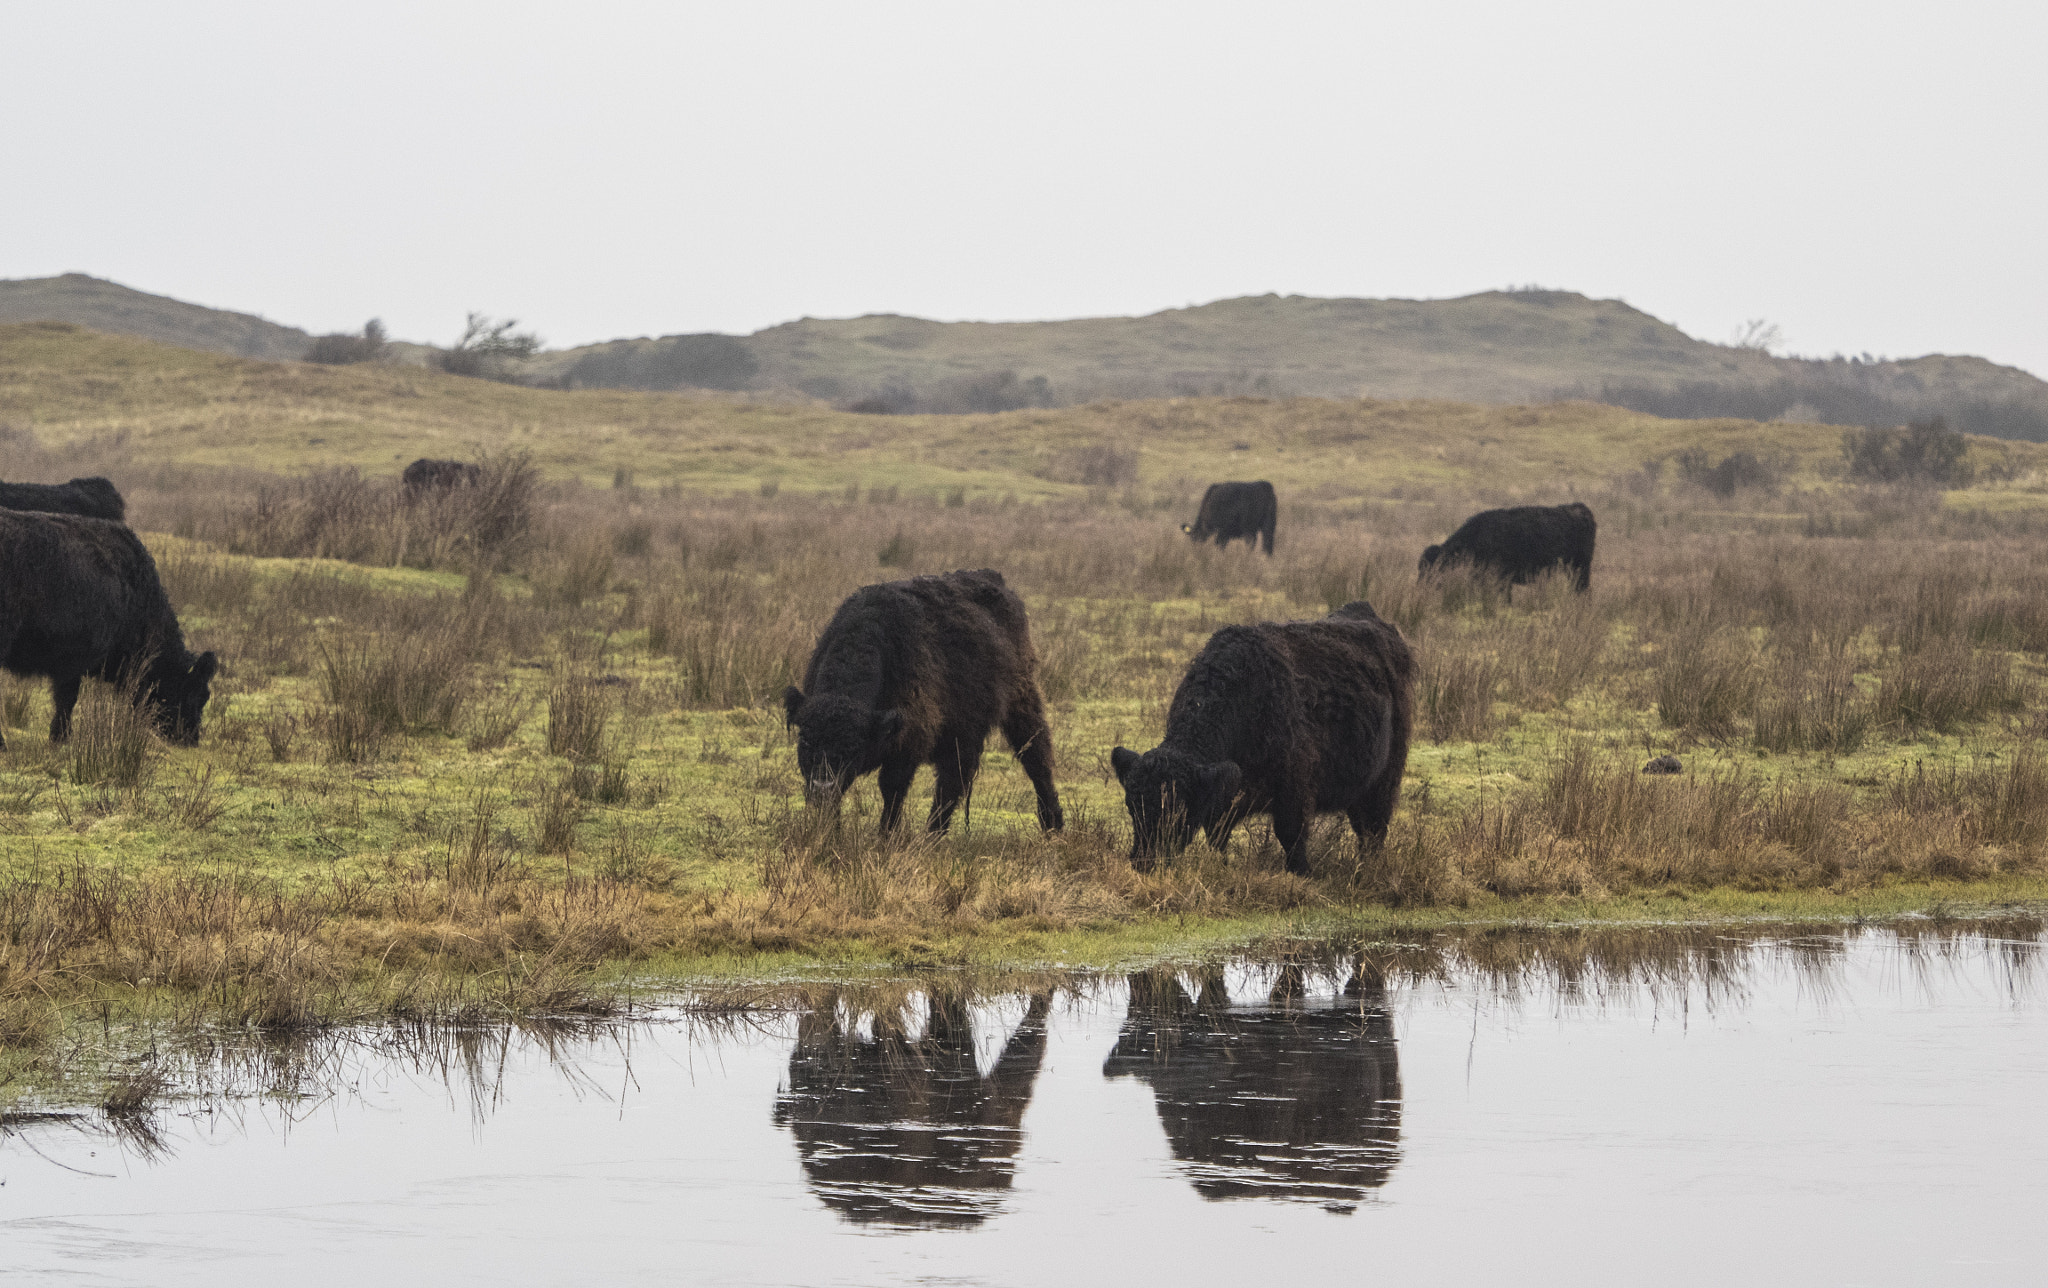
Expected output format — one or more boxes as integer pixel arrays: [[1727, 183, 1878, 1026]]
[[1418, 501, 1596, 592], [0, 511, 218, 748], [783, 568, 1063, 833], [401, 457, 482, 493], [0, 476, 126, 521], [1182, 481, 1277, 555], [773, 992, 1052, 1228], [1111, 600, 1413, 875], [1103, 963, 1401, 1208]]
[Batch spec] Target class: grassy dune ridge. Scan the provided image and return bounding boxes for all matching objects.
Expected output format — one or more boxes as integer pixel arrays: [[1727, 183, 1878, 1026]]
[[6, 324, 2048, 1088]]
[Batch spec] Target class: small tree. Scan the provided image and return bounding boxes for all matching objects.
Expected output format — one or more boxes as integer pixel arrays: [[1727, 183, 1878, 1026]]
[[437, 313, 541, 381], [1729, 318, 1784, 354], [304, 318, 389, 365]]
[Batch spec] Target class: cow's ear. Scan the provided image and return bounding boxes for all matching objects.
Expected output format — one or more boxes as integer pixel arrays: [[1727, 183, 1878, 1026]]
[[1179, 524, 1193, 535], [1420, 544, 1442, 568], [1197, 762, 1243, 818], [1110, 746, 1140, 784], [191, 652, 219, 683], [782, 686, 804, 726], [870, 708, 904, 743]]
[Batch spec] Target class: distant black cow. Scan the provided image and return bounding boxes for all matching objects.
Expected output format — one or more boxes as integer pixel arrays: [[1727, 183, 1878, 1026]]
[[1111, 600, 1414, 875], [1103, 964, 1401, 1208], [0, 477, 126, 521], [0, 511, 218, 748], [1182, 481, 1276, 555], [401, 458, 482, 493], [783, 568, 1063, 833], [1419, 501, 1596, 592]]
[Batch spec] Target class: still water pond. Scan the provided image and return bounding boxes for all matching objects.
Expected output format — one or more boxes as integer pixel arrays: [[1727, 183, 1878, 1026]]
[[5, 921, 2045, 1286]]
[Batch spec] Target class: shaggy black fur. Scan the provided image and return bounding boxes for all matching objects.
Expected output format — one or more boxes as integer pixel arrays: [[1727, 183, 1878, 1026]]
[[401, 458, 482, 492], [1111, 600, 1413, 874], [1181, 480, 1277, 555], [0, 476, 126, 521], [782, 568, 1063, 833], [0, 511, 218, 748], [1418, 501, 1596, 592], [1103, 966, 1401, 1206], [773, 993, 1051, 1228]]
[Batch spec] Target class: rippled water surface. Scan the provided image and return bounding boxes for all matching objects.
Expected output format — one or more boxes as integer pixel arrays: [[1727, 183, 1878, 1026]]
[[5, 922, 2045, 1286]]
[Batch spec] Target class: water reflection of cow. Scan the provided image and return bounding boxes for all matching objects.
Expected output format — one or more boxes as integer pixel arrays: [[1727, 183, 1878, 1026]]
[[774, 992, 1052, 1229], [1103, 964, 1401, 1211]]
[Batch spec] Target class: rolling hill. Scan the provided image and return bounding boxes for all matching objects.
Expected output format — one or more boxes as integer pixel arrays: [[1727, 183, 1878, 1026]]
[[0, 273, 314, 362], [7, 273, 2046, 439], [6, 321, 2046, 506]]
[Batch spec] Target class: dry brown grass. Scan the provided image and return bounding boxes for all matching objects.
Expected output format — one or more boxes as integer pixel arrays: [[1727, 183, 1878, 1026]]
[[7, 430, 2048, 1053]]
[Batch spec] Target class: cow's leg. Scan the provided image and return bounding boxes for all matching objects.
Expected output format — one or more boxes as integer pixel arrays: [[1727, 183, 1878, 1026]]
[[877, 756, 919, 832], [1261, 522, 1275, 556], [48, 675, 83, 743], [1349, 769, 1400, 855], [1001, 702, 1064, 832], [1272, 794, 1312, 876], [927, 733, 985, 833]]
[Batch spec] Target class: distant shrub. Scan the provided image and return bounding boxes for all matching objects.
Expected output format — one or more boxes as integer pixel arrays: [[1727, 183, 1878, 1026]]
[[1843, 418, 1973, 487], [1674, 449, 1777, 497], [845, 385, 919, 415], [1037, 442, 1139, 487], [846, 371, 1055, 415], [436, 313, 541, 382], [564, 334, 758, 391], [304, 319, 388, 365]]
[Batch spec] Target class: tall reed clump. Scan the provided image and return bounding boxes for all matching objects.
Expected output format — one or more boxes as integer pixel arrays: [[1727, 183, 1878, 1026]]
[[192, 452, 538, 572], [1874, 638, 2028, 733], [314, 604, 485, 760], [63, 683, 159, 794], [1656, 628, 1762, 738], [546, 675, 614, 761], [1418, 645, 1500, 743], [1752, 657, 1872, 754], [643, 573, 814, 708]]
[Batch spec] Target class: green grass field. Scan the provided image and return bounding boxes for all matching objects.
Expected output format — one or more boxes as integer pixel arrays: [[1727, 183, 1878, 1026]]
[[6, 322, 2048, 1092]]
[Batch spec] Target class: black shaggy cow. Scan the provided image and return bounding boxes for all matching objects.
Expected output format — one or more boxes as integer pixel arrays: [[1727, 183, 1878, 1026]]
[[1182, 481, 1277, 555], [782, 568, 1063, 833], [0, 511, 218, 748], [1111, 600, 1413, 875], [1419, 501, 1596, 592], [0, 476, 126, 521], [401, 457, 482, 493]]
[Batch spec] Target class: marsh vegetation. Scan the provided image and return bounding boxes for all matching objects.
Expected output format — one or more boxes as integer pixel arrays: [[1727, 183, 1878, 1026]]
[[5, 329, 2048, 1085]]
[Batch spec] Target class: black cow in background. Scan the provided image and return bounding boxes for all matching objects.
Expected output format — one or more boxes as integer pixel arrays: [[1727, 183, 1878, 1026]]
[[401, 457, 482, 493], [783, 568, 1064, 834], [0, 511, 218, 748], [0, 477, 126, 521], [1182, 481, 1277, 555], [1111, 600, 1414, 875], [1103, 963, 1402, 1209], [773, 992, 1053, 1228], [1419, 501, 1596, 592]]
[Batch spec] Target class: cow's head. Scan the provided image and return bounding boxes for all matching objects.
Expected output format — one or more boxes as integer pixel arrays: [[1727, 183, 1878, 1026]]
[[149, 651, 218, 746], [783, 686, 902, 808], [1110, 745, 1243, 865], [1417, 544, 1444, 575]]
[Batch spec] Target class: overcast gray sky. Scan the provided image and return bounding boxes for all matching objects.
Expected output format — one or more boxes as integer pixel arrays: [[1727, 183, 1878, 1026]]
[[6, 1, 2043, 374]]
